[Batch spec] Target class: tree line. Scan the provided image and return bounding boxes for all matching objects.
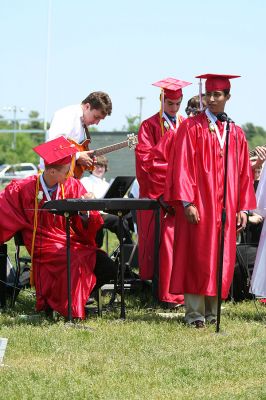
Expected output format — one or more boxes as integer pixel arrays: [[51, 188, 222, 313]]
[[0, 111, 265, 166]]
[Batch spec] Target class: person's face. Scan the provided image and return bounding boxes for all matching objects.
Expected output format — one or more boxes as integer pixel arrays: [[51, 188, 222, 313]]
[[163, 97, 182, 117], [205, 91, 230, 115], [254, 167, 262, 181], [83, 103, 106, 126], [51, 163, 72, 185], [92, 164, 105, 179]]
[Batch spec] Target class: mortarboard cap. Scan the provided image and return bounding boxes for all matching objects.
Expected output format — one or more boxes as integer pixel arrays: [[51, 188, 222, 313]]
[[195, 73, 240, 92], [152, 77, 191, 100], [33, 136, 78, 166]]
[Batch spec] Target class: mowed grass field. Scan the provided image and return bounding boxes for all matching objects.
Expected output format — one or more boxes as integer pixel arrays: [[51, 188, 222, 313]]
[[0, 293, 266, 400], [1, 236, 266, 400]]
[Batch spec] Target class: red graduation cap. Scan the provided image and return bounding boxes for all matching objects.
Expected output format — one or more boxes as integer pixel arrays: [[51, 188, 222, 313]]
[[152, 77, 191, 100], [33, 136, 78, 166], [195, 73, 241, 92]]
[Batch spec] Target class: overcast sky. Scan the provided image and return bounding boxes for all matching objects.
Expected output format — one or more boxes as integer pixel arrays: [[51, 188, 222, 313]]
[[1, 0, 265, 131]]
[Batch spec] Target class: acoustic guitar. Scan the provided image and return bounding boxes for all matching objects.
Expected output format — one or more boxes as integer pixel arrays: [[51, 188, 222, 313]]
[[68, 133, 138, 179]]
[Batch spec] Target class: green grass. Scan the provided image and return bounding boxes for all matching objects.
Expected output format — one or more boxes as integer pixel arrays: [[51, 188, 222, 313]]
[[1, 289, 266, 399], [1, 238, 266, 399]]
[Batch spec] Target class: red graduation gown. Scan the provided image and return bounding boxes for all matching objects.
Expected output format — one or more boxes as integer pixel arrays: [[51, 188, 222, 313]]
[[164, 113, 257, 298], [135, 112, 184, 303], [0, 175, 103, 318]]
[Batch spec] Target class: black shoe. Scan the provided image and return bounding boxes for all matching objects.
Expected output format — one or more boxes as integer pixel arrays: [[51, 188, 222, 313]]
[[190, 320, 205, 329], [86, 297, 95, 305]]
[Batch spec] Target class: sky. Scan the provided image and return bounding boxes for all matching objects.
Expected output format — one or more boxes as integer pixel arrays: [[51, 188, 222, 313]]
[[1, 0, 266, 131]]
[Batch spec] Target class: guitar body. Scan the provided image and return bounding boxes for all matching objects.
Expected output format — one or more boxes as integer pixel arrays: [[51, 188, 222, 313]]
[[68, 138, 94, 179], [67, 133, 138, 179]]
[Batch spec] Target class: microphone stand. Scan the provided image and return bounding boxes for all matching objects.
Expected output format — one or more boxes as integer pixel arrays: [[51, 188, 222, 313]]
[[216, 118, 231, 333]]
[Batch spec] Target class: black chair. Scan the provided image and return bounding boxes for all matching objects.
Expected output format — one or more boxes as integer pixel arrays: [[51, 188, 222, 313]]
[[0, 244, 7, 308], [11, 232, 31, 307]]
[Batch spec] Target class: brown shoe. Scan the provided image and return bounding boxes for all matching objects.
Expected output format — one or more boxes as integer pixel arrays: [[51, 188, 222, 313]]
[[191, 320, 205, 329]]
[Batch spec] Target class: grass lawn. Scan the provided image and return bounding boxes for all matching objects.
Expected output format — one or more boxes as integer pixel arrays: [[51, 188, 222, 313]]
[[0, 231, 266, 399]]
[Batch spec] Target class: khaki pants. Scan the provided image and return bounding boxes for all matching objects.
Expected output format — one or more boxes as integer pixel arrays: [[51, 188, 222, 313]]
[[184, 293, 218, 324]]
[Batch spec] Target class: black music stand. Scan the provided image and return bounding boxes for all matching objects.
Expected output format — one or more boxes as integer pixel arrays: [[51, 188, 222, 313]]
[[103, 176, 135, 200], [43, 199, 160, 321]]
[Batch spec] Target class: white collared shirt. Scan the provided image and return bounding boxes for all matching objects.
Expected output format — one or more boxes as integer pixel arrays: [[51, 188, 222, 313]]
[[80, 174, 110, 199], [47, 104, 84, 144]]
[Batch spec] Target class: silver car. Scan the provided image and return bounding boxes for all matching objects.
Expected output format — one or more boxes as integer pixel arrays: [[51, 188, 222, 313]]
[[0, 163, 38, 183]]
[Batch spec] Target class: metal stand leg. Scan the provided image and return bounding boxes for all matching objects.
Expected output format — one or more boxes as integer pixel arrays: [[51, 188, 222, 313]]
[[118, 211, 126, 319], [97, 288, 103, 317], [152, 209, 160, 301], [65, 213, 72, 322]]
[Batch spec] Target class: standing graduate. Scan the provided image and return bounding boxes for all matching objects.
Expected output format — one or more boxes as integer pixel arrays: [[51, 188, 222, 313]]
[[0, 137, 116, 319], [135, 77, 191, 305], [164, 74, 256, 327]]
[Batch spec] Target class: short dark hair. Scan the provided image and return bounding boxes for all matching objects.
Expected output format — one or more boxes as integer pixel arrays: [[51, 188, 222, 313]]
[[185, 95, 206, 116], [81, 91, 112, 116], [45, 164, 68, 171], [95, 155, 108, 172]]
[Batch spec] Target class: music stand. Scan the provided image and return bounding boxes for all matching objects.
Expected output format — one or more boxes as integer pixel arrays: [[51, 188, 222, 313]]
[[43, 198, 160, 321], [103, 176, 135, 200]]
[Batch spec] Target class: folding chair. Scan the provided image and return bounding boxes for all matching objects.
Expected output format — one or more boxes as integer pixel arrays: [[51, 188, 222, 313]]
[[11, 232, 31, 307]]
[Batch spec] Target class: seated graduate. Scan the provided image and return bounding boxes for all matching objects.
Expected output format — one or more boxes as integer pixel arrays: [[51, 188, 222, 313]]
[[0, 136, 117, 319]]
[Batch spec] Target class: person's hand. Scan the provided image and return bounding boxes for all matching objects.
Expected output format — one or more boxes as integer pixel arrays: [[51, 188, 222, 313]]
[[249, 213, 264, 225], [184, 205, 200, 224], [236, 211, 247, 234], [83, 192, 95, 199], [250, 146, 266, 169], [76, 150, 95, 167]]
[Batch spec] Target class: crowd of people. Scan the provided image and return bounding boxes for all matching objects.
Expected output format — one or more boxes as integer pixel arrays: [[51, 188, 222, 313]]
[[0, 75, 266, 326]]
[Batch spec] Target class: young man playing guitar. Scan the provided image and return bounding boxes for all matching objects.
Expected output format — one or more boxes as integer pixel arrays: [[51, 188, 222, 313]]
[[47, 91, 112, 171]]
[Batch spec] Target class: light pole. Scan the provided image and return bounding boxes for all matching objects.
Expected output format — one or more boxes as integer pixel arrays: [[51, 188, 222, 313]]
[[136, 96, 145, 123], [3, 106, 24, 149]]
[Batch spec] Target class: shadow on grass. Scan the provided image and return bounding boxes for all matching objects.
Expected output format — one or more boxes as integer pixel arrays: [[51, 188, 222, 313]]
[[0, 291, 63, 327], [223, 300, 266, 323]]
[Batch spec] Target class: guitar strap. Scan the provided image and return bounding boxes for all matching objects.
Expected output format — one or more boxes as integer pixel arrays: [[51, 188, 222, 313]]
[[83, 124, 91, 144]]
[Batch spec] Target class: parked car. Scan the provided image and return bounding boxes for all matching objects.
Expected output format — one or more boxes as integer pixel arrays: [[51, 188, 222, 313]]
[[0, 163, 38, 183]]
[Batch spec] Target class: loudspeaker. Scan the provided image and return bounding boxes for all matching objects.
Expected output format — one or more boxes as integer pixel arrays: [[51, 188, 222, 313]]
[[230, 244, 257, 302]]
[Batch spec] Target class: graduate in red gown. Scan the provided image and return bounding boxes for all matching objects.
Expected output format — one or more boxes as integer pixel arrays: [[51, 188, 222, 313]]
[[135, 77, 191, 305], [0, 137, 116, 319], [164, 74, 256, 327]]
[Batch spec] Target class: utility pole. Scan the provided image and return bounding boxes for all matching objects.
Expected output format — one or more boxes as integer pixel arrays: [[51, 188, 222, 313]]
[[136, 96, 145, 123], [3, 106, 24, 149]]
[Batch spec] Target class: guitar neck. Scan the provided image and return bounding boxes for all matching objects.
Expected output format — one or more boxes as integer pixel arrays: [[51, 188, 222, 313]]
[[93, 140, 129, 156], [249, 144, 266, 157]]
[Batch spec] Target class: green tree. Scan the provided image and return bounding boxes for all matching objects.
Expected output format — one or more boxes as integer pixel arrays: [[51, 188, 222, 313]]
[[242, 123, 266, 150], [122, 115, 140, 133]]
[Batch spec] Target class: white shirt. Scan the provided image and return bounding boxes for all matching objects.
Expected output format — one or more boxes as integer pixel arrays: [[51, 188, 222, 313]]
[[47, 104, 85, 144], [250, 164, 266, 297], [81, 174, 110, 199], [129, 178, 139, 198]]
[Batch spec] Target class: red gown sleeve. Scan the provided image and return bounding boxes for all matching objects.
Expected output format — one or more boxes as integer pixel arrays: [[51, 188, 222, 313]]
[[0, 180, 30, 244], [67, 178, 104, 245]]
